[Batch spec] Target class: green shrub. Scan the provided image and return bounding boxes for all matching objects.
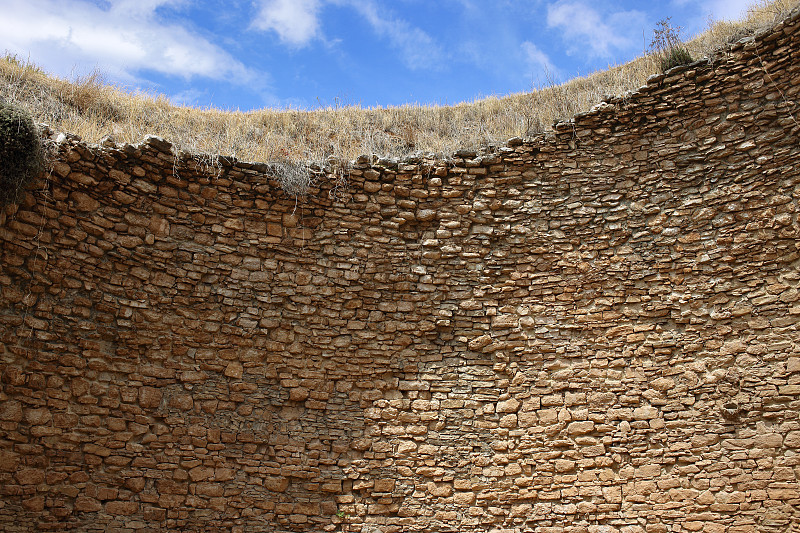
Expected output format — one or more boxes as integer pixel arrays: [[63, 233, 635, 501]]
[[660, 46, 694, 71], [0, 100, 44, 206], [650, 18, 693, 72]]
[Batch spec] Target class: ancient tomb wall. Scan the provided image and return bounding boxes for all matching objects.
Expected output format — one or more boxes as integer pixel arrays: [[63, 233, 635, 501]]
[[1, 8, 800, 533]]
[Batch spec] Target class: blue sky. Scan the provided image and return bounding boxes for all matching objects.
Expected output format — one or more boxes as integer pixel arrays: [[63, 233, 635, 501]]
[[1, 0, 755, 111]]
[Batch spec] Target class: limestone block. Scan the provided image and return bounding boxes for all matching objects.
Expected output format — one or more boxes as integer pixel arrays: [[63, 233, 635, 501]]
[[138, 387, 163, 408], [0, 401, 23, 422], [497, 398, 520, 413], [105, 501, 138, 515], [567, 421, 595, 435], [74, 496, 102, 512]]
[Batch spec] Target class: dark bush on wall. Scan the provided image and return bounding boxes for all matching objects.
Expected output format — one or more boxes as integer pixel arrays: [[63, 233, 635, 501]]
[[0, 101, 45, 206]]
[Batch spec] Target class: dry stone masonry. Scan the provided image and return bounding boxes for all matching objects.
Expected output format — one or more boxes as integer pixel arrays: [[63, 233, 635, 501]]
[[2, 8, 800, 533]]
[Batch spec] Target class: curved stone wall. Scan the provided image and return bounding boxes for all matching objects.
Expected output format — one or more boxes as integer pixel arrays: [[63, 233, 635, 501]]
[[1, 8, 800, 533]]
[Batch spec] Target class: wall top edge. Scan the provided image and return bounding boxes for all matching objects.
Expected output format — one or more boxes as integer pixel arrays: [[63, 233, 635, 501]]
[[34, 4, 800, 182]]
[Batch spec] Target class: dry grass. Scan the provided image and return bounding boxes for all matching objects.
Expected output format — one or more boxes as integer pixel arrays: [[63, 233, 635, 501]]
[[1, 0, 797, 167]]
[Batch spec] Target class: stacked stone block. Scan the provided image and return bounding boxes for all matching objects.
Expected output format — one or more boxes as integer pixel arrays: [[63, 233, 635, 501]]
[[1, 7, 800, 533]]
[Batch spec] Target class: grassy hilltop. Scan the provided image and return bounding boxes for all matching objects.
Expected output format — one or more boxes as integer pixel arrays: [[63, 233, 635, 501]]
[[1, 0, 796, 166]]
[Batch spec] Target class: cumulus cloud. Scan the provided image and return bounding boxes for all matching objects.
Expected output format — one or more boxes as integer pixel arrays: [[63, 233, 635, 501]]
[[547, 1, 646, 59], [0, 0, 258, 83], [252, 0, 322, 47]]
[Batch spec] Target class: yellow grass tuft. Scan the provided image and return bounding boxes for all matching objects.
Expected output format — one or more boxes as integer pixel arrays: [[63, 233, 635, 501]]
[[1, 0, 797, 166]]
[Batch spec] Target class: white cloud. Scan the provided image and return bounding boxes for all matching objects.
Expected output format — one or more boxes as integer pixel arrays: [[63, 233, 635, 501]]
[[547, 1, 646, 59], [252, 0, 322, 47], [170, 88, 209, 107], [250, 0, 445, 70], [107, 0, 179, 18], [521, 41, 556, 75], [702, 0, 752, 21], [0, 0, 258, 84], [346, 1, 446, 71], [672, 0, 752, 23]]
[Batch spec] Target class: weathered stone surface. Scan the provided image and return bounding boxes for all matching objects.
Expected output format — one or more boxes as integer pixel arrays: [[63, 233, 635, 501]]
[[138, 387, 162, 408], [0, 401, 23, 422], [74, 497, 102, 512], [1, 10, 800, 532], [496, 398, 520, 413], [105, 501, 139, 516]]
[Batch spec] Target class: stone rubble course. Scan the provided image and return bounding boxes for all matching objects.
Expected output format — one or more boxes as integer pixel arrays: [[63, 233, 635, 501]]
[[1, 7, 800, 533]]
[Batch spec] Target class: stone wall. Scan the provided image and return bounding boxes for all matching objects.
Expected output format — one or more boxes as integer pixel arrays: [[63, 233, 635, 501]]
[[2, 8, 800, 533]]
